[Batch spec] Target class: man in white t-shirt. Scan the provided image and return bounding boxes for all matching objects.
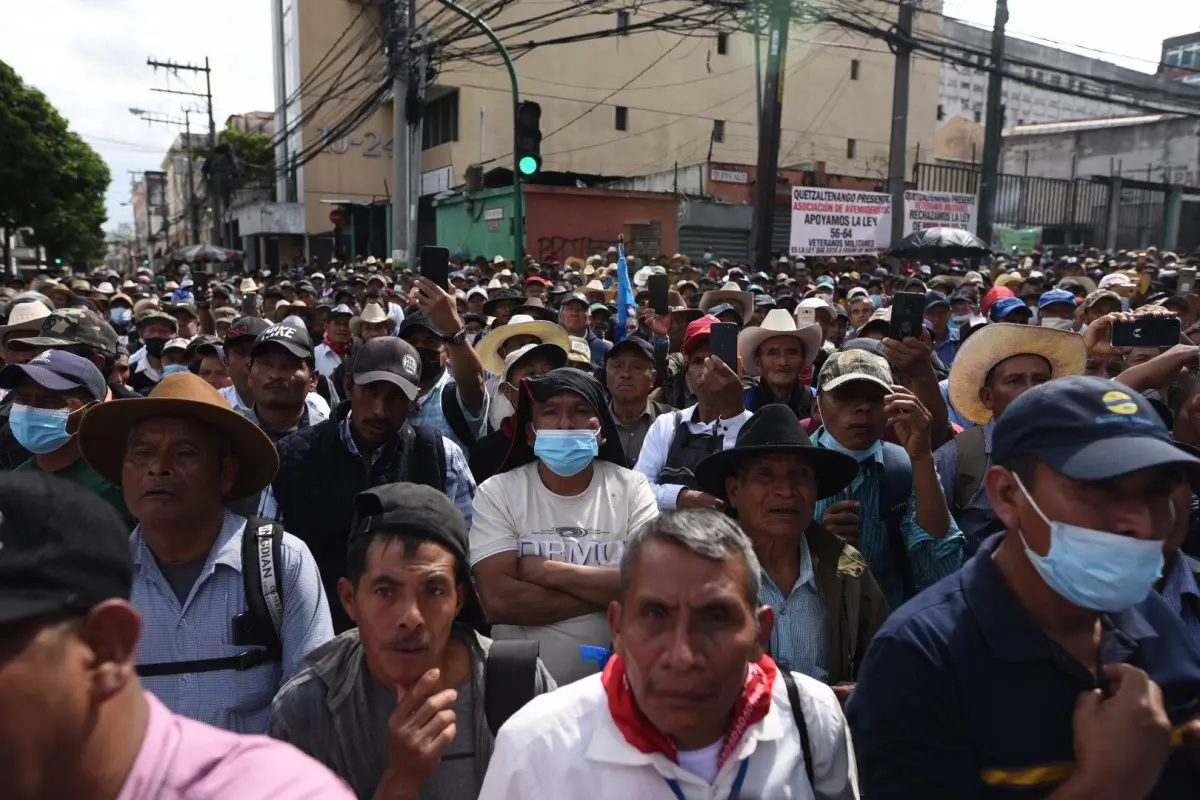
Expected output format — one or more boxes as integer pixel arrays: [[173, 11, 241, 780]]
[[470, 368, 658, 685]]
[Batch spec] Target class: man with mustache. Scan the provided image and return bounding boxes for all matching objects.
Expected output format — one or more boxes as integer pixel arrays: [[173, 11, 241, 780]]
[[245, 322, 325, 442], [606, 336, 670, 464], [478, 510, 859, 798], [76, 372, 334, 733], [269, 483, 554, 799], [738, 308, 822, 420], [260, 336, 476, 632]]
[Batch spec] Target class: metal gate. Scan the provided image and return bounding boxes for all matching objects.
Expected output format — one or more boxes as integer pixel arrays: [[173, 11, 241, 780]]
[[771, 204, 792, 256], [677, 226, 750, 265]]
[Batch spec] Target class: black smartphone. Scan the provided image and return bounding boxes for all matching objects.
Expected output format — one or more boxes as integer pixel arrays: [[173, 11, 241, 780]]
[[1111, 317, 1181, 349], [420, 245, 451, 291], [889, 292, 927, 341], [241, 292, 259, 318], [710, 321, 738, 369], [192, 271, 209, 294], [1178, 268, 1196, 296], [648, 273, 669, 315]]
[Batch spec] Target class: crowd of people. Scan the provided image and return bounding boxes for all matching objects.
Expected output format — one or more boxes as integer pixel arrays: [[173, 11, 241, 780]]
[[2, 242, 1200, 799]]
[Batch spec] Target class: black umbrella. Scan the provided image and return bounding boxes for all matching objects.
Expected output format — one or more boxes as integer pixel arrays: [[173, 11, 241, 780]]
[[888, 227, 992, 260]]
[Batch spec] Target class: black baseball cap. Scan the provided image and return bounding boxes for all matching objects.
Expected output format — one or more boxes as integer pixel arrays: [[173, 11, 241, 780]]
[[992, 375, 1200, 481], [0, 349, 107, 402], [224, 316, 270, 347], [560, 292, 590, 308], [925, 290, 951, 310], [352, 336, 422, 400], [0, 471, 133, 624], [608, 335, 655, 363], [397, 310, 444, 340], [251, 321, 314, 360]]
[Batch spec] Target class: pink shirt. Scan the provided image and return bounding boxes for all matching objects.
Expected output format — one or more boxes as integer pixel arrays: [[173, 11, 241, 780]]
[[117, 693, 354, 800]]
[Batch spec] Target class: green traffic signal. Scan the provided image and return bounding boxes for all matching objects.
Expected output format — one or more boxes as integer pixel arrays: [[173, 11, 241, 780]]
[[54, 258, 62, 265], [518, 155, 540, 176]]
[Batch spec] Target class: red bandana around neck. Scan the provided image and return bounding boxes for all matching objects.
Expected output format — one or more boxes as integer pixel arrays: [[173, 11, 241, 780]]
[[322, 335, 350, 356], [601, 653, 778, 768]]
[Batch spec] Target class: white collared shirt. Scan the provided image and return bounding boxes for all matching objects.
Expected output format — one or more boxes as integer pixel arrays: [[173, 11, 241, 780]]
[[477, 670, 858, 799], [312, 343, 343, 379], [633, 403, 753, 510]]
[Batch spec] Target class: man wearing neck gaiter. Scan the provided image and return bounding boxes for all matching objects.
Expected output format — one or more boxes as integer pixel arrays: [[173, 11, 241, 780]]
[[812, 349, 964, 610], [477, 509, 859, 798]]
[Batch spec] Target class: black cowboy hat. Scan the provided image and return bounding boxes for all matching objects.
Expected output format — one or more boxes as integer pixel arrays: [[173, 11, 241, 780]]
[[694, 404, 858, 500], [510, 297, 558, 323], [482, 288, 523, 316]]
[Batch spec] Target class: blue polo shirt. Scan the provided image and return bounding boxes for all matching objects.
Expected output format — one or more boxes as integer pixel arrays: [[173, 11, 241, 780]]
[[846, 533, 1200, 798]]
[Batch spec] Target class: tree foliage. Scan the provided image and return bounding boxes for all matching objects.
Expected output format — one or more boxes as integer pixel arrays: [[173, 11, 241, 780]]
[[0, 59, 110, 267]]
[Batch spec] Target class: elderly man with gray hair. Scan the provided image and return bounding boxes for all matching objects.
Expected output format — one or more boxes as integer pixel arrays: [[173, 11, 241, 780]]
[[478, 509, 860, 799]]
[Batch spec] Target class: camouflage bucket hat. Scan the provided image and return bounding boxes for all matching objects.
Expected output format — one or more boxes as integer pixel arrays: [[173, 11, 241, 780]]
[[9, 308, 120, 358]]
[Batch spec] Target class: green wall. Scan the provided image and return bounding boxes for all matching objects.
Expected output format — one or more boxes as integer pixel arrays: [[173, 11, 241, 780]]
[[434, 187, 515, 258]]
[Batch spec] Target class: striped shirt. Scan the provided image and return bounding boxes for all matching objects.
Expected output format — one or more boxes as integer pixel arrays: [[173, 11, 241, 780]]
[[814, 429, 965, 610], [1161, 553, 1200, 651], [131, 510, 334, 734], [761, 536, 829, 681]]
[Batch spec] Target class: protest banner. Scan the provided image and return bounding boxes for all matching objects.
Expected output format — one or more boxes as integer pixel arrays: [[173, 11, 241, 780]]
[[902, 191, 978, 234], [994, 225, 1043, 253], [789, 187, 891, 256]]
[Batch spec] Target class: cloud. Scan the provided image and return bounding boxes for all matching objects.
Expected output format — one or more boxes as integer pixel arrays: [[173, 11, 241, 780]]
[[1, 0, 273, 230]]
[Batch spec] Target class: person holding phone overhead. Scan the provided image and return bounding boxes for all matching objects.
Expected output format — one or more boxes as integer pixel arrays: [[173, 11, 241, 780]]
[[634, 315, 751, 511]]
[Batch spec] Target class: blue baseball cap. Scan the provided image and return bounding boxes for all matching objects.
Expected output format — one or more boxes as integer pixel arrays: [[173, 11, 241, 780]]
[[992, 376, 1200, 481], [1038, 289, 1077, 309], [991, 297, 1031, 321], [925, 291, 951, 310], [815, 275, 836, 289], [0, 349, 106, 402]]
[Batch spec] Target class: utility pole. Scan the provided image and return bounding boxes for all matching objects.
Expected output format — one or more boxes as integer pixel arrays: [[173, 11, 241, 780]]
[[750, 0, 790, 272], [409, 21, 429, 259], [132, 111, 195, 246], [976, 0, 1009, 244], [129, 170, 153, 266], [147, 56, 223, 247], [887, 0, 915, 245], [392, 0, 413, 264]]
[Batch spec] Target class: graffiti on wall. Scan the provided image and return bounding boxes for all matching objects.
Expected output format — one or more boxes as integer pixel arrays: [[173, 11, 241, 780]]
[[536, 236, 619, 262]]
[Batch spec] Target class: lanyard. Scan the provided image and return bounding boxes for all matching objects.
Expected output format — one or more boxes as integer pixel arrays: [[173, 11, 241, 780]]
[[664, 758, 749, 800]]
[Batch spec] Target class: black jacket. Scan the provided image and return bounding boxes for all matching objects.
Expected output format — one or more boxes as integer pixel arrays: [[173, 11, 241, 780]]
[[272, 402, 445, 631]]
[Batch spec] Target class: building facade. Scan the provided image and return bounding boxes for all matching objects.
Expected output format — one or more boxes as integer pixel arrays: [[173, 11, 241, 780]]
[[269, 0, 941, 263], [1160, 32, 1200, 85]]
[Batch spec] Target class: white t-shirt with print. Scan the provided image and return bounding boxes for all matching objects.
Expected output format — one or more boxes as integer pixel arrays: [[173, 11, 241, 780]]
[[470, 460, 658, 685]]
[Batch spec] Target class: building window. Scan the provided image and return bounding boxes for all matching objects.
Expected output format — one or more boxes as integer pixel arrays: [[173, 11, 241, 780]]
[[937, 103, 945, 121], [973, 109, 982, 123], [422, 90, 459, 150], [712, 119, 724, 143], [615, 106, 628, 131], [851, 59, 860, 80], [846, 138, 856, 159], [960, 81, 971, 89], [717, 32, 728, 55], [617, 10, 629, 35]]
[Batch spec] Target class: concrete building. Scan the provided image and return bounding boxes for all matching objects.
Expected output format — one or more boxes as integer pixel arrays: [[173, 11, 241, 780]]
[[268, 0, 941, 265], [935, 18, 1194, 162], [160, 132, 208, 250], [1160, 32, 1200, 85], [130, 172, 168, 264]]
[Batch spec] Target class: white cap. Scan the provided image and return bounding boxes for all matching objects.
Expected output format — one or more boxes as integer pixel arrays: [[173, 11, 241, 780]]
[[493, 255, 506, 265], [163, 337, 190, 352]]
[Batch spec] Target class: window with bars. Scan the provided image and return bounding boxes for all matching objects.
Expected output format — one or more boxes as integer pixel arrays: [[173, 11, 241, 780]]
[[717, 32, 728, 54], [615, 106, 628, 131], [422, 91, 459, 150]]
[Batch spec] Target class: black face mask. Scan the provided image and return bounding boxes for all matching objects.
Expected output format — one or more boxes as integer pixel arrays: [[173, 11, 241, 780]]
[[416, 347, 445, 383], [143, 337, 167, 358]]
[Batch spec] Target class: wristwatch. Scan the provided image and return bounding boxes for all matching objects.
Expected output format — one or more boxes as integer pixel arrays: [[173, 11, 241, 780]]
[[444, 328, 468, 346]]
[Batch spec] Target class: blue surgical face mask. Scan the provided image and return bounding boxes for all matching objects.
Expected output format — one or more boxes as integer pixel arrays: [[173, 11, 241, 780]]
[[534, 428, 599, 477], [1014, 475, 1163, 612], [10, 404, 73, 454], [817, 429, 883, 462], [109, 306, 132, 325], [162, 364, 190, 377]]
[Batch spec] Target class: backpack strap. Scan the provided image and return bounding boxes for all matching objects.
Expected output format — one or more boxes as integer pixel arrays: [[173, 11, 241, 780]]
[[878, 443, 916, 599], [952, 425, 988, 515], [441, 384, 477, 449], [780, 669, 816, 789], [484, 639, 541, 735], [137, 518, 284, 678]]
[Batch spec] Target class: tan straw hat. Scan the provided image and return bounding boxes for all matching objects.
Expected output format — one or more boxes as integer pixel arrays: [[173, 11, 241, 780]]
[[737, 308, 823, 376], [948, 323, 1086, 425], [475, 314, 570, 374], [79, 372, 279, 499], [0, 301, 52, 358], [350, 302, 396, 337]]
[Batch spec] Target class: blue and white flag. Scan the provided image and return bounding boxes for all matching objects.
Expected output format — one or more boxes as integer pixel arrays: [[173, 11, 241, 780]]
[[614, 239, 636, 341]]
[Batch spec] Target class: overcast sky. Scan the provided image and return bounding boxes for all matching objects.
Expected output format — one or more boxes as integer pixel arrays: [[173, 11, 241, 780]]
[[1, 0, 1193, 232]]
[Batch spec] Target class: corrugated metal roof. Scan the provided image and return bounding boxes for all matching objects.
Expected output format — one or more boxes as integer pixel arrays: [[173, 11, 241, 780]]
[[1004, 114, 1184, 136]]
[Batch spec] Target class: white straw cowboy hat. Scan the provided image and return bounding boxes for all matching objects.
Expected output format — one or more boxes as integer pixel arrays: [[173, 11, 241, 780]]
[[737, 309, 824, 376], [79, 372, 279, 499], [350, 303, 396, 337], [698, 282, 754, 322], [0, 301, 52, 358], [948, 322, 1086, 425], [475, 314, 570, 374]]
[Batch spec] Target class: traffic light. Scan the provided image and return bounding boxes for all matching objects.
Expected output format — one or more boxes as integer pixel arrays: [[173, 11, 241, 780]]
[[54, 258, 62, 265], [515, 101, 542, 177]]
